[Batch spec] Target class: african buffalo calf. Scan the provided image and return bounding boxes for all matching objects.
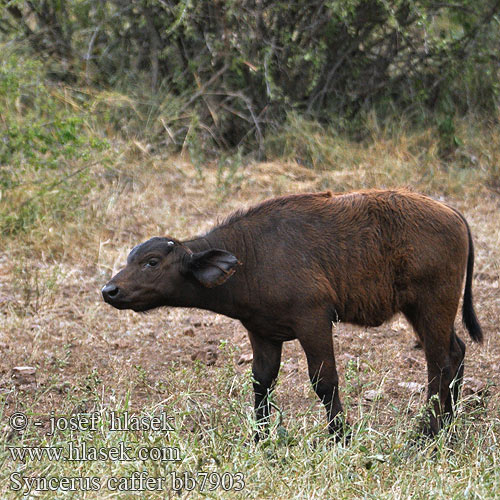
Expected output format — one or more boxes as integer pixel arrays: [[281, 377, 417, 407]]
[[102, 189, 482, 439]]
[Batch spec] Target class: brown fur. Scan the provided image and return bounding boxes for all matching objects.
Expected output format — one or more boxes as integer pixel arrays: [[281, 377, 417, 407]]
[[102, 188, 482, 439]]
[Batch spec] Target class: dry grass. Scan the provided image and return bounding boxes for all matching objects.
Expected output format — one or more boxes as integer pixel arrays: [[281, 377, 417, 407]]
[[1, 139, 499, 498]]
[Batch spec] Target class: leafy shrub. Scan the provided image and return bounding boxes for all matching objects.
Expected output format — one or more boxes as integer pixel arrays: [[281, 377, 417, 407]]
[[2, 1, 499, 152], [0, 52, 107, 238]]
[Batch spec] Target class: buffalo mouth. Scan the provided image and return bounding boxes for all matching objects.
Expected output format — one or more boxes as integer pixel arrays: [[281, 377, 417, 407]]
[[101, 284, 160, 312]]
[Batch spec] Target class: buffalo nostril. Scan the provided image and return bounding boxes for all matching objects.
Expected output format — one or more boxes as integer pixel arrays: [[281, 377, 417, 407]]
[[102, 283, 120, 299]]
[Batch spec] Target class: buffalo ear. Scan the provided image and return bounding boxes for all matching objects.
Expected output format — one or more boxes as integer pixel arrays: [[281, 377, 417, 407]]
[[186, 249, 240, 287]]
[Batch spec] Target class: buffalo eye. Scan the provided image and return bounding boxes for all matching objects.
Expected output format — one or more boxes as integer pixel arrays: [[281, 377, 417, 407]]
[[145, 258, 159, 268]]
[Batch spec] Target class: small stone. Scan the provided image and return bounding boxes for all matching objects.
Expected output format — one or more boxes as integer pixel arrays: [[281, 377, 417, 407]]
[[363, 389, 382, 402], [12, 366, 36, 386], [462, 377, 488, 398], [191, 347, 218, 366], [398, 381, 425, 394], [237, 353, 253, 365]]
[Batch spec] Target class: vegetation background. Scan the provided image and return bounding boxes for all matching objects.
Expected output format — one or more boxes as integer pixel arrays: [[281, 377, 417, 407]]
[[0, 1, 499, 498]]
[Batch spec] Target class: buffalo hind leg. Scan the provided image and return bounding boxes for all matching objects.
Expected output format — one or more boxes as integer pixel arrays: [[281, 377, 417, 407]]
[[404, 305, 463, 436], [296, 314, 344, 439], [248, 331, 283, 442], [446, 330, 466, 416]]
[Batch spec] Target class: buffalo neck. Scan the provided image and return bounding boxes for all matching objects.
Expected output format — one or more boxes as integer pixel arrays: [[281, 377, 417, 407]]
[[180, 227, 250, 320]]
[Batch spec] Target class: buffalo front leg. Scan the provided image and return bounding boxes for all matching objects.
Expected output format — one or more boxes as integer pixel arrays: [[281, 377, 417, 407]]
[[296, 313, 344, 439], [248, 331, 283, 442]]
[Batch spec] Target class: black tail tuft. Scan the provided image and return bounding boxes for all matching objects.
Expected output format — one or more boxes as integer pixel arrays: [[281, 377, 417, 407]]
[[460, 215, 483, 343]]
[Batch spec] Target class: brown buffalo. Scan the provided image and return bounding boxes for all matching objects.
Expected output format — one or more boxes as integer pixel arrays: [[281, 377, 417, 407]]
[[102, 189, 482, 439]]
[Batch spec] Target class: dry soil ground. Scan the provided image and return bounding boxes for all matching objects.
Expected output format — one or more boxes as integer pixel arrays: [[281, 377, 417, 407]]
[[1, 159, 498, 433], [0, 159, 499, 499]]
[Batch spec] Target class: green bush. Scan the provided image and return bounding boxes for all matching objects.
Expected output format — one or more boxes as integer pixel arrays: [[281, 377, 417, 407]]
[[0, 52, 107, 238], [2, 1, 499, 151]]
